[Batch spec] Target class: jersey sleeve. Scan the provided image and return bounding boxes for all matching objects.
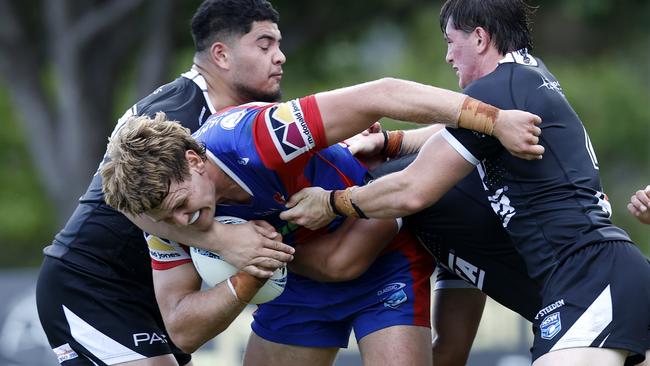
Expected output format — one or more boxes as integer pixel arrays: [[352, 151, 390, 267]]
[[144, 233, 192, 270], [252, 95, 327, 170]]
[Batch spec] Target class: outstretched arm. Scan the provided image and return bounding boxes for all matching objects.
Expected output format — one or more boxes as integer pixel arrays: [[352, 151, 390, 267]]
[[129, 214, 294, 278], [289, 218, 400, 282], [280, 133, 474, 229], [315, 78, 543, 160]]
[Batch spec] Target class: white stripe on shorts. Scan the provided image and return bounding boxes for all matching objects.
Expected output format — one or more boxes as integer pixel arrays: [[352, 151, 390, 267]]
[[434, 279, 477, 290], [550, 285, 613, 351], [63, 305, 145, 365]]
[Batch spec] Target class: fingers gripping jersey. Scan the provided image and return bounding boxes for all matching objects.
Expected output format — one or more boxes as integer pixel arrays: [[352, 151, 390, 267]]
[[194, 96, 370, 245]]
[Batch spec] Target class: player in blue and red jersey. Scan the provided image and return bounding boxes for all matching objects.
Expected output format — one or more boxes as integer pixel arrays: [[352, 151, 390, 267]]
[[101, 77, 542, 365]]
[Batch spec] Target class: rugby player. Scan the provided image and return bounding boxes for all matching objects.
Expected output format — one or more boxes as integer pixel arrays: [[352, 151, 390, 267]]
[[35, 1, 294, 365], [101, 81, 542, 365], [280, 1, 650, 365]]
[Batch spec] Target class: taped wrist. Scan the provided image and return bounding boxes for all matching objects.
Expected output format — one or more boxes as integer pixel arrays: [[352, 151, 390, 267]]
[[227, 271, 266, 304], [382, 130, 404, 159], [332, 187, 369, 219], [458, 96, 499, 136]]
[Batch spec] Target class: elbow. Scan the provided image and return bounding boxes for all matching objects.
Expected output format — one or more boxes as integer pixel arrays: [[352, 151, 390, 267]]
[[320, 258, 369, 282], [166, 318, 225, 354], [168, 331, 201, 354], [374, 77, 402, 94]]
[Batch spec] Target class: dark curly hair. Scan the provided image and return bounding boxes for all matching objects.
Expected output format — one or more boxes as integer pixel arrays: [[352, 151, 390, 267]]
[[191, 0, 280, 52]]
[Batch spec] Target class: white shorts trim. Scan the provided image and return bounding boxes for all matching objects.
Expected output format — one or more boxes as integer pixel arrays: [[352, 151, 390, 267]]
[[63, 305, 145, 365], [549, 285, 613, 352]]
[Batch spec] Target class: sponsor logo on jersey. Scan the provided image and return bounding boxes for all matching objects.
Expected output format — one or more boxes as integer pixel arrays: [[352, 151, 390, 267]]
[[145, 234, 190, 262], [448, 253, 485, 289], [540, 312, 562, 340], [133, 332, 168, 346], [378, 282, 408, 309], [377, 282, 406, 296], [53, 343, 78, 363], [535, 299, 565, 320], [238, 157, 250, 165], [538, 75, 564, 96], [487, 186, 516, 227], [265, 100, 315, 163]]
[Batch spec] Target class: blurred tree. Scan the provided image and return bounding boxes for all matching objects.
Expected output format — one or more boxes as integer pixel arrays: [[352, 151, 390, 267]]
[[0, 0, 177, 222], [0, 0, 647, 265]]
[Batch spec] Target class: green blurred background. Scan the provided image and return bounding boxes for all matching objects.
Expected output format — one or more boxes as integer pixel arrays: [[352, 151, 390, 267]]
[[0, 0, 648, 268]]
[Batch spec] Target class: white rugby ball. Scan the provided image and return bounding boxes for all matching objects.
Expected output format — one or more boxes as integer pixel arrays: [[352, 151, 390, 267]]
[[190, 216, 287, 304]]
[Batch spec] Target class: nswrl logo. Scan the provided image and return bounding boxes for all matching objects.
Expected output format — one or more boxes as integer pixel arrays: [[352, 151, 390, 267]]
[[540, 312, 562, 340]]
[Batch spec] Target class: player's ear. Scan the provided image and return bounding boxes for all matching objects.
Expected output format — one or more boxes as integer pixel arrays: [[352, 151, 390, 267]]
[[210, 42, 231, 70], [186, 150, 206, 173], [475, 27, 490, 53]]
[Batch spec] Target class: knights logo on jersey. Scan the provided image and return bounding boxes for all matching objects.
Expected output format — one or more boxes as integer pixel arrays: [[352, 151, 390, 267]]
[[540, 312, 562, 340], [265, 100, 315, 162]]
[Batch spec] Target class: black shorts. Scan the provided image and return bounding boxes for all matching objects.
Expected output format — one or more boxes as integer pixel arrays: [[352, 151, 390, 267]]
[[36, 254, 191, 365], [417, 227, 542, 322], [531, 241, 650, 364]]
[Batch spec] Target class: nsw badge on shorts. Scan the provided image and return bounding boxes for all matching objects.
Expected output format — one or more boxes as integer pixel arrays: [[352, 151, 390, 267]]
[[540, 312, 562, 340]]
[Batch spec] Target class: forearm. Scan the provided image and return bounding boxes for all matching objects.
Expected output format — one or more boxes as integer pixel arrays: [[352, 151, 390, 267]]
[[289, 218, 398, 282], [317, 78, 498, 146], [393, 125, 444, 157], [336, 134, 475, 218], [163, 282, 246, 353], [128, 212, 222, 250]]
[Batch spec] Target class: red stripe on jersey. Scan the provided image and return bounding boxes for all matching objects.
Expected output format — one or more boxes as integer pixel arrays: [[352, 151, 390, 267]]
[[150, 243, 192, 270], [394, 229, 435, 327], [301, 95, 327, 150], [152, 258, 192, 271]]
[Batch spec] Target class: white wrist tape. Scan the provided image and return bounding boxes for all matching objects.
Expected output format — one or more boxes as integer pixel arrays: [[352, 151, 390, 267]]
[[226, 277, 239, 301]]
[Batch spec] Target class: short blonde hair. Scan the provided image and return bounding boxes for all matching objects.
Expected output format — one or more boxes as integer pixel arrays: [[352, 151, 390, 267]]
[[101, 112, 205, 215]]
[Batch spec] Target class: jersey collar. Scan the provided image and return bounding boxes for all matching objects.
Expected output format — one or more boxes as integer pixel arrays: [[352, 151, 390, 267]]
[[182, 67, 217, 114], [205, 150, 254, 197], [498, 48, 538, 67]]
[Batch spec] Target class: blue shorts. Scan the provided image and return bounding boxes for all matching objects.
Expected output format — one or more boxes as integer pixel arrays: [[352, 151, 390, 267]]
[[251, 232, 434, 347]]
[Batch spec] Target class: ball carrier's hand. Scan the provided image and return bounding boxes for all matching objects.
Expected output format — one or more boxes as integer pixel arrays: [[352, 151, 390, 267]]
[[217, 220, 294, 278]]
